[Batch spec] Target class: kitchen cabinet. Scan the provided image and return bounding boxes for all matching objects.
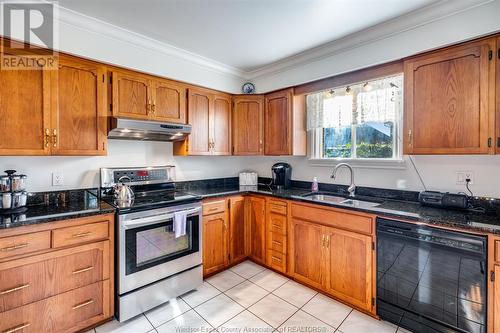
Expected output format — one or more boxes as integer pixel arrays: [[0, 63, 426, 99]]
[[266, 199, 288, 273], [404, 38, 496, 154], [248, 196, 266, 264], [174, 88, 231, 156], [202, 199, 228, 276], [232, 95, 264, 155], [496, 36, 500, 154], [229, 196, 247, 264], [264, 88, 306, 156], [53, 56, 107, 155], [111, 70, 187, 124], [0, 214, 114, 333], [488, 235, 500, 333]]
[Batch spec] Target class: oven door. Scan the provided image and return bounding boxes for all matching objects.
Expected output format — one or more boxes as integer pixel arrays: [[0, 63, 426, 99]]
[[118, 203, 202, 294]]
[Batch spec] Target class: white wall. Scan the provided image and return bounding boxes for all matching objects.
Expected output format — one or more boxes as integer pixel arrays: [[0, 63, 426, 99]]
[[2, 141, 500, 198]]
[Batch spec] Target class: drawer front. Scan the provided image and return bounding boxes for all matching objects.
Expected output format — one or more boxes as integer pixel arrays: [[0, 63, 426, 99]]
[[268, 232, 286, 254], [52, 221, 109, 248], [0, 243, 106, 312], [291, 203, 373, 235], [267, 250, 286, 273], [0, 231, 51, 260], [268, 213, 287, 235], [0, 280, 106, 333], [268, 200, 287, 215], [203, 200, 226, 216]]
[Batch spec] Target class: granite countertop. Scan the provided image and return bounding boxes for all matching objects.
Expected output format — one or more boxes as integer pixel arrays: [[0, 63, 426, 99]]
[[0, 189, 115, 230], [185, 185, 500, 235]]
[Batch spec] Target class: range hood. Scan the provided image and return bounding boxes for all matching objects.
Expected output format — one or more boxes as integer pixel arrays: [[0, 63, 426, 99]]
[[108, 118, 191, 142]]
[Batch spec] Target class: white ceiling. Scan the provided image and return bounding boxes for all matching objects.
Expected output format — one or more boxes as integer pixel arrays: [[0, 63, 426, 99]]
[[57, 0, 441, 72]]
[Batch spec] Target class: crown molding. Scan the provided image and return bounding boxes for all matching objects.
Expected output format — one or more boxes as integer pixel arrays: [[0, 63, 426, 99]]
[[243, 0, 494, 80]]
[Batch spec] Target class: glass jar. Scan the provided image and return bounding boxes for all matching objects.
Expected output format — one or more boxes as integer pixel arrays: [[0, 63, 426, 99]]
[[11, 175, 27, 192], [11, 192, 23, 208], [0, 176, 10, 192], [1, 192, 12, 209]]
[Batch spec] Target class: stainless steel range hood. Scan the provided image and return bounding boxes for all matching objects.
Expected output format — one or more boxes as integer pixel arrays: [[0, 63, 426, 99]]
[[108, 118, 191, 142]]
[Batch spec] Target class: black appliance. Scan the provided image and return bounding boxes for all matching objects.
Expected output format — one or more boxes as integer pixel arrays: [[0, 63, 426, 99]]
[[419, 191, 469, 210], [271, 162, 292, 190], [377, 217, 487, 333]]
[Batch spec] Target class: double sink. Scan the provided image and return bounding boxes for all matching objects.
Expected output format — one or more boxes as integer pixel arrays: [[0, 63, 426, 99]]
[[300, 192, 381, 209]]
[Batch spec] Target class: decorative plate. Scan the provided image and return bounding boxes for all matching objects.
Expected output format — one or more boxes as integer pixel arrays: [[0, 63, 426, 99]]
[[242, 82, 256, 94]]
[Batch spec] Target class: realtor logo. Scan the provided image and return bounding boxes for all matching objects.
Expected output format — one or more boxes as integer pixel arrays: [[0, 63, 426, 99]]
[[1, 1, 59, 70]]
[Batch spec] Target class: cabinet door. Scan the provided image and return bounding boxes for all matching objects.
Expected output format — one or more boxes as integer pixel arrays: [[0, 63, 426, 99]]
[[248, 197, 266, 264], [229, 196, 247, 264], [404, 39, 495, 154], [493, 265, 500, 332], [265, 89, 293, 155], [152, 79, 187, 124], [186, 89, 211, 155], [290, 219, 325, 290], [496, 37, 500, 154], [112, 70, 151, 120], [0, 53, 51, 155], [202, 212, 228, 276], [52, 57, 107, 155], [232, 96, 264, 155], [212, 94, 231, 155], [324, 227, 373, 313]]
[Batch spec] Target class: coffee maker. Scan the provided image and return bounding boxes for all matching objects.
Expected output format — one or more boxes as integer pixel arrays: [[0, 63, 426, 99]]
[[271, 163, 292, 190]]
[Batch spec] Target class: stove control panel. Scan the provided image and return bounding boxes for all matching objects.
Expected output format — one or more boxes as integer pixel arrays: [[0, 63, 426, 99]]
[[100, 166, 175, 188]]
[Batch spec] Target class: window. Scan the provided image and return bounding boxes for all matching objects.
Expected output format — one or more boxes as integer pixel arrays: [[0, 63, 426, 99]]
[[307, 74, 403, 161]]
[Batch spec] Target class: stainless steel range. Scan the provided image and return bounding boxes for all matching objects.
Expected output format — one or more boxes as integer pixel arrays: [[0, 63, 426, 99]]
[[100, 166, 202, 322]]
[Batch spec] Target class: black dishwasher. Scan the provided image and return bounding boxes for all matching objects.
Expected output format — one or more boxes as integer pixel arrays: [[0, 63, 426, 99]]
[[377, 218, 487, 333]]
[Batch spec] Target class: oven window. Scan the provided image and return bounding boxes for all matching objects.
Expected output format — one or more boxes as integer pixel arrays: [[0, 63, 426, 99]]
[[125, 215, 199, 275]]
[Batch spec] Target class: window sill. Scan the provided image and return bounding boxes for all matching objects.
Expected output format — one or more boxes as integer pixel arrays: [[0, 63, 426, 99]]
[[308, 158, 406, 170]]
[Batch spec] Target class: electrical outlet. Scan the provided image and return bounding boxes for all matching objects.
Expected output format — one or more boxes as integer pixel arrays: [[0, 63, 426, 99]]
[[456, 171, 474, 185], [52, 172, 64, 186]]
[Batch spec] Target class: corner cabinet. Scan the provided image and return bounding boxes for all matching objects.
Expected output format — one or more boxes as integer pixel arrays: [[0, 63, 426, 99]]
[[232, 95, 264, 155], [264, 88, 306, 156], [0, 52, 107, 156], [404, 38, 496, 155], [174, 88, 231, 156]]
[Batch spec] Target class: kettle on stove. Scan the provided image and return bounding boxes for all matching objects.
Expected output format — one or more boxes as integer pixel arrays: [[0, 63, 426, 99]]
[[113, 176, 135, 202]]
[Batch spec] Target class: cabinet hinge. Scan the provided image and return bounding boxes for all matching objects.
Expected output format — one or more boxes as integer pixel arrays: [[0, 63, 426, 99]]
[[232, 146, 235, 154], [498, 48, 500, 59], [491, 270, 495, 282], [488, 137, 492, 148], [109, 74, 112, 84], [102, 74, 105, 83], [102, 142, 105, 150], [489, 50, 493, 61], [372, 298, 376, 307], [372, 241, 375, 251], [110, 103, 113, 112], [497, 137, 500, 148]]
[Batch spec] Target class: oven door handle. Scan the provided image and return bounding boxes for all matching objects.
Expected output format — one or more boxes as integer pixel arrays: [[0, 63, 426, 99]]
[[122, 208, 201, 230]]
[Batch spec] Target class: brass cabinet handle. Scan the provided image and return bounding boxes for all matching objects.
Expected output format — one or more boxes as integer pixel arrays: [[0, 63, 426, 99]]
[[272, 224, 282, 229], [272, 256, 282, 262], [72, 266, 95, 275], [151, 101, 156, 114], [72, 231, 93, 238], [326, 235, 330, 248], [208, 207, 218, 212], [0, 283, 30, 295], [4, 323, 31, 333], [272, 240, 282, 245], [52, 129, 57, 148], [44, 128, 51, 148], [1, 243, 28, 252], [407, 130, 412, 146], [72, 299, 94, 310]]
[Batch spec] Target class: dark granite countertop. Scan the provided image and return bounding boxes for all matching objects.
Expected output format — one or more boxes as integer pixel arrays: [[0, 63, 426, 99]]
[[0, 189, 115, 230], [185, 184, 500, 235]]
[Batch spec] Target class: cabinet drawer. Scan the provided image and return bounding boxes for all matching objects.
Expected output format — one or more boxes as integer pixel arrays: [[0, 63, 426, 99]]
[[268, 200, 287, 215], [52, 221, 109, 248], [0, 231, 51, 260], [268, 232, 286, 254], [291, 203, 373, 235], [203, 200, 226, 216], [267, 250, 286, 273], [0, 280, 107, 333], [268, 213, 287, 235], [0, 242, 107, 312]]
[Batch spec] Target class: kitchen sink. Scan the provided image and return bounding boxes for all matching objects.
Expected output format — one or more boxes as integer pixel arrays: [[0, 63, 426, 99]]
[[301, 193, 381, 208]]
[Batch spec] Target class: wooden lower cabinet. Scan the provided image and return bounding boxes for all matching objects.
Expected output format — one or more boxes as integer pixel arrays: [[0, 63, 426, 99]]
[[0, 214, 114, 333], [229, 196, 247, 263], [248, 196, 266, 264], [488, 235, 500, 333], [266, 199, 287, 273], [202, 209, 228, 276]]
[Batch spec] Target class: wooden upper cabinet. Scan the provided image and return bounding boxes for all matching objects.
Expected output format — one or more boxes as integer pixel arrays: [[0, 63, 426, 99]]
[[174, 88, 231, 156], [248, 196, 266, 265], [111, 70, 151, 120], [0, 53, 51, 155], [232, 95, 264, 155], [496, 36, 500, 154], [404, 38, 496, 154], [324, 227, 373, 312], [151, 79, 187, 124], [52, 56, 107, 155], [212, 94, 231, 155]]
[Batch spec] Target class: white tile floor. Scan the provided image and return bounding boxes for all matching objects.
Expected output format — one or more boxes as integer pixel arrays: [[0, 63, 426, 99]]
[[91, 261, 412, 333]]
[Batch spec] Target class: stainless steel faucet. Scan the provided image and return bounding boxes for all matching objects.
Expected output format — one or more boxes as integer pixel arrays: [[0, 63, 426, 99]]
[[331, 163, 356, 197]]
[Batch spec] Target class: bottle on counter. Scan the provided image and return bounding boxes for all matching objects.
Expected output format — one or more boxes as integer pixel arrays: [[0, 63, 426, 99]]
[[311, 177, 319, 192]]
